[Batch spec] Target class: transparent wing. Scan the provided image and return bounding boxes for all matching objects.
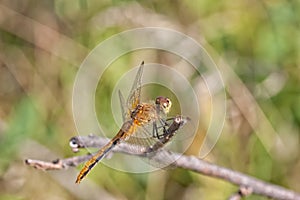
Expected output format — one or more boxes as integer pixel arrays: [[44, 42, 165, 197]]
[[118, 61, 144, 122], [126, 61, 144, 110], [125, 122, 177, 168], [125, 118, 162, 149], [118, 90, 127, 122], [124, 116, 189, 168], [126, 116, 189, 150]]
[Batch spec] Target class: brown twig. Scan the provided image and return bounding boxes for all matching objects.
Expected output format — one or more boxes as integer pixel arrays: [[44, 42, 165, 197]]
[[25, 135, 300, 200], [25, 155, 93, 170]]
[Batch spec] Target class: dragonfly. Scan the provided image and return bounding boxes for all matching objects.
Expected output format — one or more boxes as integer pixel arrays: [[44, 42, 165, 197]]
[[76, 61, 188, 183]]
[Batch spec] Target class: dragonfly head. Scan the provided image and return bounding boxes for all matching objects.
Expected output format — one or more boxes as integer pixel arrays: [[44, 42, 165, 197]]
[[155, 96, 172, 114]]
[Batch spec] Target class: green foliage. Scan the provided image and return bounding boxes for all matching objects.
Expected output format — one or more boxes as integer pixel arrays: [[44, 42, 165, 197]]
[[0, 98, 39, 171], [248, 135, 273, 181]]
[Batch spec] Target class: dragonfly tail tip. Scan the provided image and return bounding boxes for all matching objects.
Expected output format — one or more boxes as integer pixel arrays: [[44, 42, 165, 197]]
[[75, 177, 82, 184]]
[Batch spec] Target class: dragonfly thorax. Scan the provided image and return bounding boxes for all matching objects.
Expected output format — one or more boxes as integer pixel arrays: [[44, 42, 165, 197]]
[[130, 103, 157, 125]]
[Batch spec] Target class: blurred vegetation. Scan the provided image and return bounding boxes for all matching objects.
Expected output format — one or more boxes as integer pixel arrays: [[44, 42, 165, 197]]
[[0, 0, 299, 200]]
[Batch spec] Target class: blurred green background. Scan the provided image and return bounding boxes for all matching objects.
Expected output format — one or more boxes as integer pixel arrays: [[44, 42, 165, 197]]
[[0, 1, 299, 199]]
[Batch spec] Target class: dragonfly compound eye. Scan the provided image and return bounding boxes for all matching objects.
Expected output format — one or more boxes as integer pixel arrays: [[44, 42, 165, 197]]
[[164, 98, 171, 108], [155, 97, 172, 114], [155, 96, 162, 105]]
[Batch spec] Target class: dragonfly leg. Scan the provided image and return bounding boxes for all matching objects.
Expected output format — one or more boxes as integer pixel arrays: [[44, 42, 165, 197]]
[[152, 122, 160, 139], [155, 118, 171, 139], [152, 117, 177, 139]]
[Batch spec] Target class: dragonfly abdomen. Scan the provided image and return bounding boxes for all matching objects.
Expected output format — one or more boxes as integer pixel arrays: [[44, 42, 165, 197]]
[[75, 138, 118, 183], [75, 120, 138, 183]]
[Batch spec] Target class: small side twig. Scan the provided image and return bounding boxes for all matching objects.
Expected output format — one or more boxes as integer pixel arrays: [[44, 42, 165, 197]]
[[25, 135, 300, 200], [25, 154, 93, 170]]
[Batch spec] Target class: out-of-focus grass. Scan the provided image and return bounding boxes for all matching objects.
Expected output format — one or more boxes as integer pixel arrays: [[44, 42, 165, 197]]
[[0, 98, 39, 172]]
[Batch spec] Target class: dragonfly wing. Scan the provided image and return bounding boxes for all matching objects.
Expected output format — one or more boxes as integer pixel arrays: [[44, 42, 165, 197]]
[[125, 115, 188, 150], [126, 61, 144, 110], [125, 124, 159, 151], [118, 90, 128, 122], [124, 117, 187, 168]]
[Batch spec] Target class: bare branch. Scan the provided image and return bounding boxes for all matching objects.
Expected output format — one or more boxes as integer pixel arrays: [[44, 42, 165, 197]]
[[25, 155, 93, 170], [25, 135, 300, 200]]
